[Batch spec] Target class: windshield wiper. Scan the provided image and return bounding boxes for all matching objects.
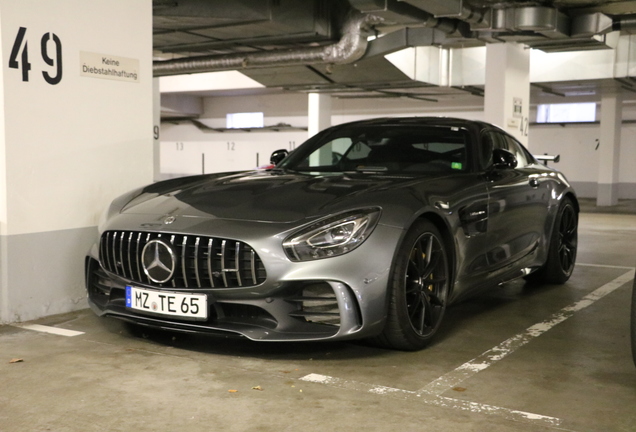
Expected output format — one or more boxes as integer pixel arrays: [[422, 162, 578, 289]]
[[356, 166, 389, 173]]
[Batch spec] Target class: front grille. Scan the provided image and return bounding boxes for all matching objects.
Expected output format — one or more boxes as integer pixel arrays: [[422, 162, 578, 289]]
[[99, 231, 267, 289]]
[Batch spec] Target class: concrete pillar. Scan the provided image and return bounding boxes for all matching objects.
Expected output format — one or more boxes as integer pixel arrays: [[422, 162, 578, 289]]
[[597, 90, 622, 206], [308, 93, 332, 138], [0, 0, 153, 323], [153, 78, 161, 182], [484, 43, 531, 147]]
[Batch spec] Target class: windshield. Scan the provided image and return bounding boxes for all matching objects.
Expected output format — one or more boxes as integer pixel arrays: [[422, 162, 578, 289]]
[[279, 125, 470, 174]]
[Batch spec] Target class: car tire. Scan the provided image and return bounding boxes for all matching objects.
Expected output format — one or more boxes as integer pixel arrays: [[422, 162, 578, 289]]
[[528, 197, 578, 285], [376, 219, 450, 351]]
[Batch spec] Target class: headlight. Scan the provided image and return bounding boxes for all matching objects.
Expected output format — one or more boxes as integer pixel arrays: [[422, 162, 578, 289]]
[[283, 208, 381, 262]]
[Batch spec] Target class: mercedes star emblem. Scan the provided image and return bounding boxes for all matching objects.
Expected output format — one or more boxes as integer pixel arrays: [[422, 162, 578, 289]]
[[141, 239, 176, 283]]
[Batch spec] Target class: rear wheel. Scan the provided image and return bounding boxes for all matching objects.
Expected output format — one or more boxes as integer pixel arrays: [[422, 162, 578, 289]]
[[376, 220, 450, 351], [529, 197, 578, 284]]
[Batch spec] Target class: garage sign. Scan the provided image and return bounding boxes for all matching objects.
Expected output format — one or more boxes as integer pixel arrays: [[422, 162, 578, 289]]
[[80, 51, 139, 83]]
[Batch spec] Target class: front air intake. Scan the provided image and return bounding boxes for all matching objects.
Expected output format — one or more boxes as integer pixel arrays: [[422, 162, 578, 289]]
[[287, 283, 342, 327], [99, 231, 266, 289]]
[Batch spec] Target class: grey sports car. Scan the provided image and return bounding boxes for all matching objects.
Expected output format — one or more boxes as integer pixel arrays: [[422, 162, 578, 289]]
[[85, 117, 578, 350]]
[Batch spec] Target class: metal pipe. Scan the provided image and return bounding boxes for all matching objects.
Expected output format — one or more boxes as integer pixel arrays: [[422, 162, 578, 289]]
[[153, 10, 383, 77], [613, 14, 636, 32]]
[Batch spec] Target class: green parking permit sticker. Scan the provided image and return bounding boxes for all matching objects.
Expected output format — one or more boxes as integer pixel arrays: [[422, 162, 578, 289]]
[[451, 162, 463, 170]]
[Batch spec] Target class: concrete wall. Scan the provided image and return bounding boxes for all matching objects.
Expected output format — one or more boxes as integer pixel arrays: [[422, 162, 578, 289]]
[[529, 122, 636, 198], [0, 0, 153, 323]]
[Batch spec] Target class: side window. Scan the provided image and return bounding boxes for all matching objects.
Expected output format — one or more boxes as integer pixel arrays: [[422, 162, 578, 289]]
[[482, 130, 529, 169], [502, 135, 529, 168], [480, 131, 499, 170]]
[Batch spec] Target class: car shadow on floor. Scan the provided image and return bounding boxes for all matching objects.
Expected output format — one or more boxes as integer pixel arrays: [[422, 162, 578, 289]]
[[95, 278, 568, 361]]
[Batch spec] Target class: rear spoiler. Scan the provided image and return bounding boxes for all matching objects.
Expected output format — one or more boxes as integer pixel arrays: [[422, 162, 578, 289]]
[[535, 154, 560, 166]]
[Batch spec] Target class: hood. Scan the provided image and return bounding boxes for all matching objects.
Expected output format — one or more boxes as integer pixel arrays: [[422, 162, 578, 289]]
[[121, 170, 421, 223]]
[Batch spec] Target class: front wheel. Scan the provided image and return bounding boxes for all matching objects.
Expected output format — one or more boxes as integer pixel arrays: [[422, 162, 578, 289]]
[[376, 220, 450, 351]]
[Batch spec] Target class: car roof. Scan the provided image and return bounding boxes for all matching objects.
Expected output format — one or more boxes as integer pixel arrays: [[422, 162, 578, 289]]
[[326, 116, 515, 142], [329, 117, 488, 129]]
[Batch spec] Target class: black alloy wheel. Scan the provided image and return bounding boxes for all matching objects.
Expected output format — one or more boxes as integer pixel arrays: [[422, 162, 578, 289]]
[[556, 201, 578, 275], [377, 220, 450, 351], [528, 197, 578, 284]]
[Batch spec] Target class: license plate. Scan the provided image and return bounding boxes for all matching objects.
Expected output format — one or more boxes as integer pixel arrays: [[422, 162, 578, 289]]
[[126, 286, 208, 320]]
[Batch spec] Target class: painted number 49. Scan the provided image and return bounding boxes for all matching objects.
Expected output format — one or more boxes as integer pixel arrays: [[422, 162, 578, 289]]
[[9, 26, 63, 85]]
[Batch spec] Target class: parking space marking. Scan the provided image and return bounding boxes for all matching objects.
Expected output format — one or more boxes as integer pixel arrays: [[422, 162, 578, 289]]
[[301, 267, 635, 429], [418, 269, 634, 396], [13, 324, 85, 337], [300, 373, 562, 427], [577, 262, 635, 270]]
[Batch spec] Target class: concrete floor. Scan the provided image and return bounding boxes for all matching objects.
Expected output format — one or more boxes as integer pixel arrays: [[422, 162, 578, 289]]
[[1, 211, 636, 432]]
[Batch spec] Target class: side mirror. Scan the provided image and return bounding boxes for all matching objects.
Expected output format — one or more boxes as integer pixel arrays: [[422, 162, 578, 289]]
[[270, 149, 289, 166], [492, 148, 517, 170]]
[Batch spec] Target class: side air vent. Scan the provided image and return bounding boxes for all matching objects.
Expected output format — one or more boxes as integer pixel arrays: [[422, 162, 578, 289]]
[[287, 283, 341, 327]]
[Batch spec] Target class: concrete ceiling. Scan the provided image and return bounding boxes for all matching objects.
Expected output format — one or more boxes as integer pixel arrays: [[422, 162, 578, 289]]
[[153, 0, 636, 107]]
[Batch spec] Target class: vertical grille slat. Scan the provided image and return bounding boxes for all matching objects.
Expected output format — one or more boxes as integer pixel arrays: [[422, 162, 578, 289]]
[[119, 232, 126, 278], [110, 232, 117, 274], [181, 236, 189, 288], [135, 233, 143, 281], [250, 249, 257, 285], [235, 242, 242, 287], [221, 240, 229, 288], [170, 235, 177, 288], [127, 232, 134, 278], [144, 233, 152, 284], [99, 230, 265, 289], [101, 232, 111, 272], [100, 233, 107, 271], [207, 238, 216, 288], [194, 237, 202, 288]]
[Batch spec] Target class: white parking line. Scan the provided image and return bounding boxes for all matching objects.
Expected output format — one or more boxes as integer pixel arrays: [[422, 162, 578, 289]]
[[13, 324, 85, 337], [300, 267, 635, 428], [577, 262, 635, 270], [418, 269, 634, 396], [300, 373, 562, 427]]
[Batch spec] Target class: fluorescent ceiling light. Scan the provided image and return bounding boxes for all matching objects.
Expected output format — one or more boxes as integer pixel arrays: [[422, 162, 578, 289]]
[[226, 112, 264, 129], [536, 102, 596, 123], [159, 71, 265, 93]]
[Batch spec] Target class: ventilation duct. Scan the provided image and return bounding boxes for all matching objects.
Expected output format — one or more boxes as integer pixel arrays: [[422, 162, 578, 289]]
[[397, 0, 488, 27], [492, 7, 570, 39], [349, 0, 473, 34], [349, 0, 439, 25], [572, 12, 614, 38], [154, 10, 382, 77], [378, 2, 625, 53], [153, 1, 636, 79]]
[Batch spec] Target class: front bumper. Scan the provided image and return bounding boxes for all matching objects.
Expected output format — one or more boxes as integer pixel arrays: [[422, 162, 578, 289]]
[[85, 223, 402, 342]]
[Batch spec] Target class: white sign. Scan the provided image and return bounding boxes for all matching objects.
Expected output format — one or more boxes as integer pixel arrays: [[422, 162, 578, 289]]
[[513, 97, 523, 118], [80, 51, 139, 83]]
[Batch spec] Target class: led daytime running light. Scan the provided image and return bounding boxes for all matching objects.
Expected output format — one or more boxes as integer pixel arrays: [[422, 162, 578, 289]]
[[283, 208, 381, 261]]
